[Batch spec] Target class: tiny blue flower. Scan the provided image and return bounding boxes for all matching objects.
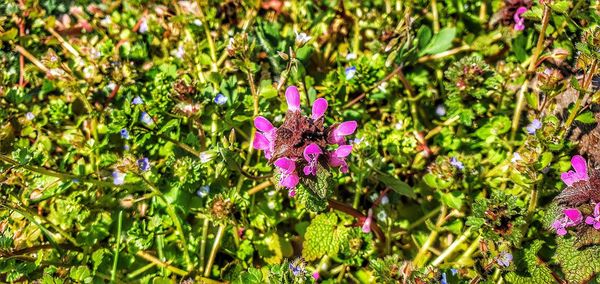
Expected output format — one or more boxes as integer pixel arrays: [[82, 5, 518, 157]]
[[214, 93, 228, 105], [450, 268, 458, 276], [526, 119, 542, 135], [137, 157, 150, 172], [450, 157, 464, 170], [112, 171, 126, 185], [436, 105, 446, 116], [120, 128, 130, 139], [380, 195, 389, 205], [345, 66, 357, 80], [440, 272, 448, 284], [511, 152, 522, 163], [197, 186, 210, 197], [497, 251, 513, 267], [123, 145, 130, 151], [25, 112, 35, 121], [140, 112, 153, 125], [72, 178, 80, 184], [132, 96, 143, 105], [288, 258, 306, 276]]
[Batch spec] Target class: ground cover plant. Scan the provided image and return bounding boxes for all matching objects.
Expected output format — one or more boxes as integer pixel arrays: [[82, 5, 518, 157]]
[[1, 0, 600, 283]]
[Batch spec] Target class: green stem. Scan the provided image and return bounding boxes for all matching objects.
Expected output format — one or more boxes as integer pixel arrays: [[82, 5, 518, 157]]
[[457, 235, 481, 265], [111, 210, 123, 283], [560, 60, 598, 137], [199, 218, 210, 275], [510, 4, 551, 141], [204, 224, 226, 277], [408, 206, 441, 231], [413, 206, 447, 267], [431, 228, 472, 267]]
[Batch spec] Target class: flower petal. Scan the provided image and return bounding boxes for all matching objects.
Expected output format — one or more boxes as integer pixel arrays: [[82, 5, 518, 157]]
[[362, 209, 373, 233], [557, 228, 567, 236], [254, 116, 275, 133], [303, 143, 322, 161], [561, 171, 577, 187], [571, 155, 589, 181], [285, 86, 301, 112], [564, 208, 582, 223], [335, 121, 358, 136], [586, 216, 595, 225], [594, 222, 600, 230], [274, 157, 296, 173], [334, 145, 353, 158], [253, 132, 270, 150], [281, 173, 299, 189], [311, 98, 328, 120]]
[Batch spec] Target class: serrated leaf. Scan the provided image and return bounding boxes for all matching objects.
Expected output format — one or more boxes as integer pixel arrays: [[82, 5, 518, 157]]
[[505, 240, 554, 284], [302, 213, 349, 261], [554, 237, 600, 283], [304, 164, 333, 199], [575, 111, 596, 124]]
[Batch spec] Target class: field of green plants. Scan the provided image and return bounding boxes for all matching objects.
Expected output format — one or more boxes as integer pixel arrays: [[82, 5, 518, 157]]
[[1, 0, 600, 283]]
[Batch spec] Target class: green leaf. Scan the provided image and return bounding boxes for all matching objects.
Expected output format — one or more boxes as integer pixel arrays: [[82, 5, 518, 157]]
[[235, 267, 264, 284], [554, 238, 600, 283], [419, 27, 456, 56], [69, 266, 92, 283], [575, 111, 596, 124], [302, 213, 350, 261], [440, 191, 464, 210], [374, 172, 415, 198], [505, 240, 554, 284]]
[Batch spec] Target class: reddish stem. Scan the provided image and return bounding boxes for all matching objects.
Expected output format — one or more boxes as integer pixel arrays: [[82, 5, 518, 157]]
[[328, 199, 386, 243]]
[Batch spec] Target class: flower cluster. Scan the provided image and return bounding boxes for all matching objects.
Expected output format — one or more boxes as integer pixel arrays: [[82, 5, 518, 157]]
[[253, 86, 357, 197], [551, 155, 599, 236]]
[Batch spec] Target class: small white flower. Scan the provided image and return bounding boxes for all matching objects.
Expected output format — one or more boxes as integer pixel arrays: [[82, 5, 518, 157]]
[[295, 31, 312, 45], [199, 151, 216, 163], [196, 186, 210, 197], [377, 210, 387, 221], [25, 112, 35, 121], [381, 195, 389, 205], [378, 82, 388, 93], [108, 82, 117, 91], [100, 16, 112, 26], [511, 152, 522, 163], [48, 68, 65, 77], [193, 19, 203, 26], [346, 53, 357, 60], [394, 121, 403, 130], [345, 66, 357, 80], [139, 18, 148, 33], [436, 105, 447, 116], [174, 45, 185, 59]]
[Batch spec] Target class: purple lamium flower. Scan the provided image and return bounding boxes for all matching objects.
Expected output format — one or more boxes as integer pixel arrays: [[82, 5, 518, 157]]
[[561, 155, 589, 186], [285, 86, 301, 112], [140, 112, 153, 125], [274, 157, 300, 196], [303, 143, 322, 176], [312, 271, 320, 280], [328, 145, 353, 173], [362, 208, 373, 233], [112, 170, 126, 185], [120, 128, 130, 139], [526, 119, 542, 134], [586, 203, 600, 230], [514, 7, 527, 31], [214, 93, 228, 105], [328, 121, 358, 145], [345, 66, 357, 80], [132, 96, 143, 105], [137, 157, 150, 172], [253, 116, 277, 160], [552, 208, 582, 236], [311, 98, 328, 120], [450, 157, 464, 170], [497, 251, 513, 267]]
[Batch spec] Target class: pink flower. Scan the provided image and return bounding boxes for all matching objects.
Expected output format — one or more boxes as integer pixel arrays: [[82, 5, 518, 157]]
[[328, 145, 353, 173], [253, 116, 277, 159], [274, 157, 299, 196], [311, 98, 328, 120], [362, 208, 373, 233], [312, 271, 320, 281], [586, 203, 600, 230], [552, 208, 582, 236], [561, 155, 589, 187], [303, 143, 322, 176], [328, 121, 358, 145], [513, 7, 527, 31], [286, 86, 301, 112]]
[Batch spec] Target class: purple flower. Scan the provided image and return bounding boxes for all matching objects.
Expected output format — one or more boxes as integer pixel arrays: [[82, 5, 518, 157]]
[[497, 251, 513, 267], [253, 116, 277, 160], [303, 143, 322, 176], [137, 157, 150, 172], [328, 145, 353, 173], [311, 98, 328, 120], [526, 119, 542, 134], [585, 203, 600, 230], [289, 257, 306, 276], [140, 112, 153, 125], [552, 208, 582, 236], [561, 155, 589, 186], [132, 96, 143, 105], [112, 170, 126, 185], [120, 128, 130, 139], [513, 7, 527, 31], [312, 271, 320, 280], [214, 93, 228, 105], [450, 157, 464, 170], [274, 157, 299, 196], [285, 86, 301, 112], [345, 66, 357, 80], [362, 208, 373, 233], [328, 121, 358, 145], [435, 105, 446, 117]]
